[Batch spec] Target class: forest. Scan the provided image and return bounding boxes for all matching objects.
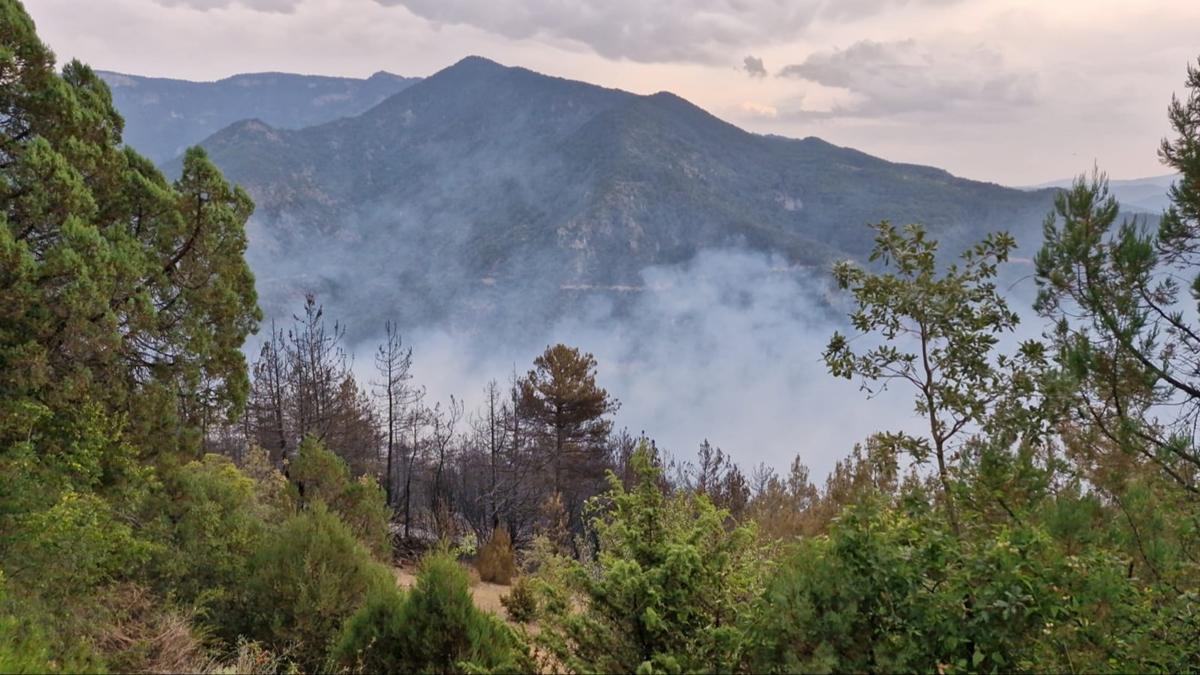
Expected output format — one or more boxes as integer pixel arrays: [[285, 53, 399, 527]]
[[2, 0, 1199, 671]]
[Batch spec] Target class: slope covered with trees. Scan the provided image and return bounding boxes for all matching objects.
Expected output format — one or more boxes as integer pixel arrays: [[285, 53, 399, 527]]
[[3, 0, 1200, 671]]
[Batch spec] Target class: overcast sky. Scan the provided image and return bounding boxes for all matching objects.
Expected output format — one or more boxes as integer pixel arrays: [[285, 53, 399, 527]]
[[26, 0, 1200, 185]]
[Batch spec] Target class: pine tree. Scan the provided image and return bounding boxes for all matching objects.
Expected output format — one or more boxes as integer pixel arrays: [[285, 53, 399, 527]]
[[518, 344, 618, 532], [1035, 57, 1200, 496]]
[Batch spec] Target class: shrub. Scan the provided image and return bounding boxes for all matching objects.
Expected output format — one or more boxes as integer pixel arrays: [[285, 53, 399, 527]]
[[476, 526, 517, 585], [745, 500, 1165, 673], [745, 503, 948, 673], [290, 436, 352, 506], [535, 444, 766, 674], [0, 573, 102, 673], [339, 475, 391, 560], [153, 454, 267, 634], [242, 502, 393, 671], [500, 577, 537, 624], [5, 489, 151, 603], [331, 550, 532, 674], [239, 445, 294, 519], [327, 585, 409, 673], [290, 436, 390, 558], [0, 611, 95, 674]]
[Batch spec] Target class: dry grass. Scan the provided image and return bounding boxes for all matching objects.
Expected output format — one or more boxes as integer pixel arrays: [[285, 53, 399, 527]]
[[94, 583, 210, 674], [205, 638, 284, 674]]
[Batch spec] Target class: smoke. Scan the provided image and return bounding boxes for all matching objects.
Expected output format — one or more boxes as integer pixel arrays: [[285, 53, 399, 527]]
[[245, 193, 1053, 481], [327, 247, 922, 481]]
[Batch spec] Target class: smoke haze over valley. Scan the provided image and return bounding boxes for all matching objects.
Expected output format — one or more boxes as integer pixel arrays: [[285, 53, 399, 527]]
[[91, 56, 1093, 476]]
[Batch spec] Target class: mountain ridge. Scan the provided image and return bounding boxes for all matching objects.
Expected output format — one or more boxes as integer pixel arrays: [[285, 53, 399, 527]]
[[150, 56, 1059, 335], [99, 68, 420, 163]]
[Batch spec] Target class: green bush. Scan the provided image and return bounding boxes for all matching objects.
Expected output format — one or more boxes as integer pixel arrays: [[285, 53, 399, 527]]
[[290, 436, 353, 506], [339, 475, 392, 560], [500, 577, 537, 624], [0, 573, 102, 674], [535, 444, 766, 674], [290, 436, 390, 558], [331, 551, 531, 674], [242, 502, 393, 671], [745, 499, 1171, 673], [746, 502, 949, 673], [5, 490, 151, 603], [153, 455, 268, 634], [476, 526, 517, 585], [328, 585, 409, 673]]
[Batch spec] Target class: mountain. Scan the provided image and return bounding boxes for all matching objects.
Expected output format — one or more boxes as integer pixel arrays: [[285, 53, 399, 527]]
[[99, 70, 419, 163], [1023, 173, 1180, 214], [160, 56, 1059, 336]]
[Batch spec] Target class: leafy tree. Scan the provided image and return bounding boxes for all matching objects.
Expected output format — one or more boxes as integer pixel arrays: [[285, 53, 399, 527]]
[[536, 444, 764, 674], [825, 222, 1049, 534], [0, 4, 262, 668], [0, 28, 260, 457]]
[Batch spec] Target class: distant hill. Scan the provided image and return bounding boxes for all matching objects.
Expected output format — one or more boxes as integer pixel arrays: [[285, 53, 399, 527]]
[[165, 56, 1057, 335], [99, 70, 419, 163], [1023, 173, 1180, 214]]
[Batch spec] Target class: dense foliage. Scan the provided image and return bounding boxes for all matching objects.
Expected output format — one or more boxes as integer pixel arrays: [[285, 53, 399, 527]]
[[533, 447, 765, 674], [331, 550, 531, 673], [3, 0, 1200, 671]]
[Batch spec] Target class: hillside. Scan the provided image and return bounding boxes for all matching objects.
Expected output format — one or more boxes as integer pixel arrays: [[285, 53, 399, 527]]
[[171, 56, 1058, 334], [99, 69, 419, 163], [1025, 173, 1180, 213]]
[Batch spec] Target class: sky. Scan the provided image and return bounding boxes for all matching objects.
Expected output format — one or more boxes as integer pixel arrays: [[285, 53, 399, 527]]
[[26, 0, 1199, 184]]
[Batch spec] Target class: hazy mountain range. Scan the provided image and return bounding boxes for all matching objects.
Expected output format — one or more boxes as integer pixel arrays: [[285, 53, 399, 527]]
[[99, 69, 419, 164], [1024, 173, 1180, 214], [105, 56, 1062, 336]]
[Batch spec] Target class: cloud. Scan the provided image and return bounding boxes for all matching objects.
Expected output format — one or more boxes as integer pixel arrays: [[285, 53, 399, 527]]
[[151, 0, 302, 12], [740, 101, 778, 118], [777, 39, 1038, 118], [743, 55, 767, 78], [374, 0, 959, 64]]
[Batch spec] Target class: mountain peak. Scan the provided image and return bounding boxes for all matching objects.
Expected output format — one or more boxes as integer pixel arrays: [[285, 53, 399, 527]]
[[445, 55, 508, 73]]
